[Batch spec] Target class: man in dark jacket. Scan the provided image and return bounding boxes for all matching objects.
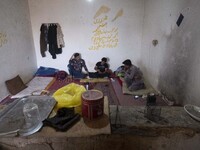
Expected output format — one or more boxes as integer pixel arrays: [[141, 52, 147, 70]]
[[94, 57, 111, 78]]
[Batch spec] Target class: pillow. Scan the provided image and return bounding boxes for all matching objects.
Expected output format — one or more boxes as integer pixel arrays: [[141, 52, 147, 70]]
[[35, 66, 59, 77], [5, 75, 27, 95]]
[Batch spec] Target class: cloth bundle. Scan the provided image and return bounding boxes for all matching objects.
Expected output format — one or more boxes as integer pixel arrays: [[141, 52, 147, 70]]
[[43, 107, 80, 131]]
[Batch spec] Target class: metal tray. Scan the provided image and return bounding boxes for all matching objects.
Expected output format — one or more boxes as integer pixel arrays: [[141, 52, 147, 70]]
[[184, 104, 200, 121], [0, 95, 56, 137]]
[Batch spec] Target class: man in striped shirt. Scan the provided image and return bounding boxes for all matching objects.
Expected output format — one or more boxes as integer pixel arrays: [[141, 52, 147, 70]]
[[68, 53, 89, 78]]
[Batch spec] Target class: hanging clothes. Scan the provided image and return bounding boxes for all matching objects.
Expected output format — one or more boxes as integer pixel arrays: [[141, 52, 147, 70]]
[[48, 24, 59, 59], [40, 23, 65, 59], [56, 23, 65, 48], [40, 24, 48, 57]]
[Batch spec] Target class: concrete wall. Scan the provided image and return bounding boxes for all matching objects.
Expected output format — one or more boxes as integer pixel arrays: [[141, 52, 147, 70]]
[[0, 0, 37, 100], [1, 0, 199, 106], [28, 0, 144, 71], [141, 0, 200, 105]]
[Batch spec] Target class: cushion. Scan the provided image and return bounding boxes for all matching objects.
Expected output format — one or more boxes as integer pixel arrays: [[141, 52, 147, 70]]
[[35, 66, 59, 77], [121, 77, 157, 96], [5, 75, 27, 95]]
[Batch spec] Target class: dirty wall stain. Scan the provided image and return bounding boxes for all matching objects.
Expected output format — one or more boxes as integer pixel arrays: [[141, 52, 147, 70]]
[[0, 32, 7, 47]]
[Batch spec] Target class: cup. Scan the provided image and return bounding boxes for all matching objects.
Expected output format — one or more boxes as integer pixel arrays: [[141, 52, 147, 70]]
[[23, 103, 41, 128]]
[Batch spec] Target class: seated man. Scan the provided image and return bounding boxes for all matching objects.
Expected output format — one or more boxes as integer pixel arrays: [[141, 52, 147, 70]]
[[68, 53, 89, 78], [93, 57, 111, 78], [122, 59, 145, 91]]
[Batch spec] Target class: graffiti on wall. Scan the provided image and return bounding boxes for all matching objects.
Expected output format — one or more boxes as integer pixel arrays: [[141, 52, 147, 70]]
[[89, 5, 123, 50], [0, 32, 7, 47]]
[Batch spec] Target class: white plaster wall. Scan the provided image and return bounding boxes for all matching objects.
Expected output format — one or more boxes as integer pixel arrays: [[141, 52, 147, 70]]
[[141, 0, 184, 85], [28, 0, 144, 72], [141, 0, 200, 105], [0, 0, 37, 100]]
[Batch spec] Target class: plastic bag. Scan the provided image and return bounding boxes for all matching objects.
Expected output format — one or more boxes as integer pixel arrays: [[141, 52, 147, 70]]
[[53, 83, 86, 114]]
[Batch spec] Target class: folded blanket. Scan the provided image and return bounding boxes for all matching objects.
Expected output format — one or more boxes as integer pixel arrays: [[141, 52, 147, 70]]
[[121, 77, 157, 96]]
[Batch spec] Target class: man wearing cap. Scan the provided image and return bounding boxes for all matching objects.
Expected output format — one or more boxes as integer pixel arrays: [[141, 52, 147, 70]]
[[122, 59, 145, 91]]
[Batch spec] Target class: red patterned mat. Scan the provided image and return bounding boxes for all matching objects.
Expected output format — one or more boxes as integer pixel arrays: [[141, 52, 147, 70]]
[[0, 96, 17, 105], [46, 78, 81, 93], [0, 78, 168, 107], [46, 78, 119, 105]]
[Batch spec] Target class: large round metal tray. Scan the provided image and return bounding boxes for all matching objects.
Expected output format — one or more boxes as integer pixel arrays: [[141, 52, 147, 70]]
[[0, 95, 56, 137], [18, 122, 43, 136], [184, 104, 200, 121]]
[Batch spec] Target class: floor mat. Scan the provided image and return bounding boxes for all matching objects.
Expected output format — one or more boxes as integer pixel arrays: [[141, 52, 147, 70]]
[[111, 78, 168, 106], [46, 78, 81, 94], [121, 77, 157, 95], [92, 82, 119, 105], [47, 78, 168, 106], [1, 78, 168, 107], [46, 78, 118, 105], [0, 96, 16, 105]]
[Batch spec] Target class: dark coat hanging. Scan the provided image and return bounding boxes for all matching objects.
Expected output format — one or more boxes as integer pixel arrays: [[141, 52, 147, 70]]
[[48, 24, 62, 59], [40, 24, 48, 57]]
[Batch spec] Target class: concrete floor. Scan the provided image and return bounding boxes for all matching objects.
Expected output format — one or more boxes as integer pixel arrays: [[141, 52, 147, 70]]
[[1, 105, 200, 150]]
